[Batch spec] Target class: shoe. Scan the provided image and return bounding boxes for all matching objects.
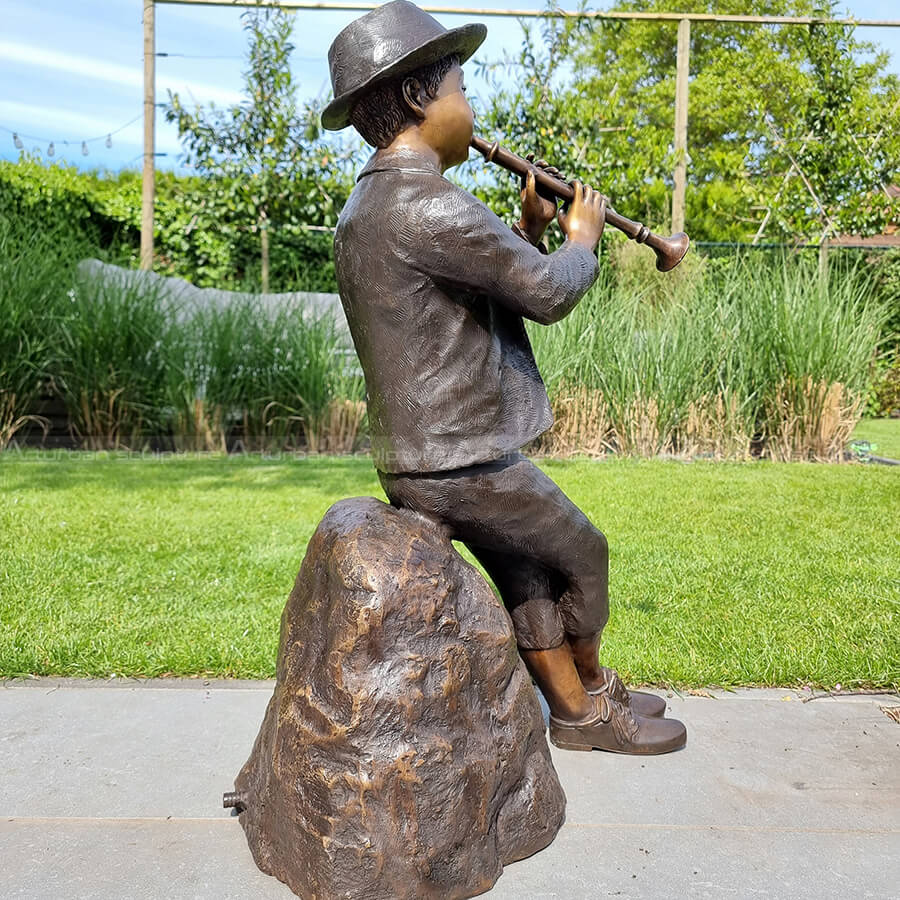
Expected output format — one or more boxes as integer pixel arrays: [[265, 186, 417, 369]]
[[549, 693, 686, 755], [587, 666, 667, 718]]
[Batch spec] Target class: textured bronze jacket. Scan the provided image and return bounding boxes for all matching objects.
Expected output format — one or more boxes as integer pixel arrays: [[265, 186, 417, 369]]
[[334, 146, 599, 473]]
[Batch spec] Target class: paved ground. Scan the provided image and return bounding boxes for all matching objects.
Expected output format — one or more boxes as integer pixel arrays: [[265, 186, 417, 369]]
[[2, 678, 898, 900]]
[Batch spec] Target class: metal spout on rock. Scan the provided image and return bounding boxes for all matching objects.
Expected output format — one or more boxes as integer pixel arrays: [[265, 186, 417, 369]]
[[223, 790, 248, 812]]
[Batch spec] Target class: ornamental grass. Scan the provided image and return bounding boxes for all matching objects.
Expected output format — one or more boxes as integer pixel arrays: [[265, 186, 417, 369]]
[[0, 230, 887, 459], [532, 246, 887, 461]]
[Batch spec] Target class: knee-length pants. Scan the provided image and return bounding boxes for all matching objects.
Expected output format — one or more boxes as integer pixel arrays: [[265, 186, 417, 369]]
[[378, 453, 609, 650]]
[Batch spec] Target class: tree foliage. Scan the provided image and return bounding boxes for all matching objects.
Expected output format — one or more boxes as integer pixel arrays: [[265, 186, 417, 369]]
[[164, 5, 351, 290], [475, 0, 900, 243]]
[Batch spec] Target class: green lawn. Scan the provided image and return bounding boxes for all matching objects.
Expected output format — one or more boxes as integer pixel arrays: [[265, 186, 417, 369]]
[[851, 417, 900, 460], [1, 452, 897, 688]]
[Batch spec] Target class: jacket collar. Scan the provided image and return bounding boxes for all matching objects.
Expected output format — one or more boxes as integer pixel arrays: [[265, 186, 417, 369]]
[[357, 145, 444, 182]]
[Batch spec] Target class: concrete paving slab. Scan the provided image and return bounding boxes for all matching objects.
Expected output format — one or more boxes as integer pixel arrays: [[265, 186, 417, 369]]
[[1, 818, 295, 900], [3, 681, 897, 830], [4, 817, 897, 900], [1, 682, 266, 818], [2, 679, 898, 899], [555, 693, 899, 831]]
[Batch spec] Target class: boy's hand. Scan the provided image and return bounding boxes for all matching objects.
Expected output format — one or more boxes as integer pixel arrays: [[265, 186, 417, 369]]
[[517, 155, 561, 245], [558, 181, 607, 252]]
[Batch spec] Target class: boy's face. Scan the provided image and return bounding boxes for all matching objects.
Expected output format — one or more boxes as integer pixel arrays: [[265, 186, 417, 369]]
[[420, 63, 474, 169]]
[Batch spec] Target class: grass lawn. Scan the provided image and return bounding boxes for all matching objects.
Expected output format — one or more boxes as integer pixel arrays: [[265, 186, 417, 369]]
[[1, 452, 897, 688], [851, 417, 900, 460]]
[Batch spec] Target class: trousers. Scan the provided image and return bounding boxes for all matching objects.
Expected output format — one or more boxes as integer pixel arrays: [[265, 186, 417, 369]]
[[378, 453, 609, 650]]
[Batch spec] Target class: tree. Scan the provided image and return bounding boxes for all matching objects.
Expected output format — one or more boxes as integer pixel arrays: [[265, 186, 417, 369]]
[[760, 13, 900, 242], [165, 5, 342, 291], [474, 0, 900, 243]]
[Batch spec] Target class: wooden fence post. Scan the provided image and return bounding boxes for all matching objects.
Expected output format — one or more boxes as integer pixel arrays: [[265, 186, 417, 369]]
[[672, 15, 690, 234], [141, 0, 156, 271]]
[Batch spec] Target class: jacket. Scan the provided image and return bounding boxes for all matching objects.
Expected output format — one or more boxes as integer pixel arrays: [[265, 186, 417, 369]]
[[333, 146, 598, 473]]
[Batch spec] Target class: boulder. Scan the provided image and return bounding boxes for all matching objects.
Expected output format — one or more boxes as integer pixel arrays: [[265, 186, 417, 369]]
[[231, 496, 565, 899]]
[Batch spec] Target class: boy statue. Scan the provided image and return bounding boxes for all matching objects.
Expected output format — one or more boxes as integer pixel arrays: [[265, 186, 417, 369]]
[[323, 0, 685, 755]]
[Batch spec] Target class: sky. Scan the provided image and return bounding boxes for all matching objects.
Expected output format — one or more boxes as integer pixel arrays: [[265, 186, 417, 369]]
[[2, 0, 900, 173]]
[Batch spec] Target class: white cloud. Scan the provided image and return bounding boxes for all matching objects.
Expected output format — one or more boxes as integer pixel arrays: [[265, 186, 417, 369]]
[[0, 40, 243, 107]]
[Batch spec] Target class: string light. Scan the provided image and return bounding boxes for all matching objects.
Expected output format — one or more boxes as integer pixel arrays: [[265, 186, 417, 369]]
[[0, 114, 141, 159]]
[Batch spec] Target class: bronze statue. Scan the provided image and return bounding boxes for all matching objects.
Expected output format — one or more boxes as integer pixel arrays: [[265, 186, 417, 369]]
[[322, 0, 686, 755], [226, 5, 688, 897]]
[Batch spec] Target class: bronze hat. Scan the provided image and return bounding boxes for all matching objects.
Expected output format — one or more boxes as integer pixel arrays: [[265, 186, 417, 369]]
[[321, 0, 486, 131]]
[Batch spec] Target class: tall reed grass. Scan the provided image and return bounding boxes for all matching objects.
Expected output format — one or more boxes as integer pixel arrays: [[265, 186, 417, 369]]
[[58, 272, 174, 448], [168, 297, 364, 452], [0, 216, 363, 451], [0, 218, 78, 449], [0, 228, 885, 459], [531, 246, 887, 461]]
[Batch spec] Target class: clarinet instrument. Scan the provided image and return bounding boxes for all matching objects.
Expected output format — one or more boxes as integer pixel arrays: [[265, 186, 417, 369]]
[[470, 135, 690, 272]]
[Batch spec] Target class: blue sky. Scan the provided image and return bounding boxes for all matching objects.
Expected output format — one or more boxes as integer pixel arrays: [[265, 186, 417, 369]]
[[2, 0, 899, 173]]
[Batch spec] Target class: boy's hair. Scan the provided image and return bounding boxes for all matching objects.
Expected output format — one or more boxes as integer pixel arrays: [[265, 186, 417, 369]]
[[350, 54, 459, 149]]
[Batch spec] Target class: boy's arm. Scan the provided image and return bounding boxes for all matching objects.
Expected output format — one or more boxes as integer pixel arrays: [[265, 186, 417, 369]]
[[510, 221, 548, 253], [415, 180, 604, 326]]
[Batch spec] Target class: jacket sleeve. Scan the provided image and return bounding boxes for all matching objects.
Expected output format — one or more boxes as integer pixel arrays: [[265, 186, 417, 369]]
[[409, 180, 599, 326]]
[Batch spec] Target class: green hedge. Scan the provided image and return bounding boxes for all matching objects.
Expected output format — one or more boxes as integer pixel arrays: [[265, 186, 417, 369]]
[[0, 156, 345, 292]]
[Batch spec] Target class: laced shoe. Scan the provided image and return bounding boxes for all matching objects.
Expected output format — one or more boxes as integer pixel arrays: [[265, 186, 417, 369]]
[[549, 693, 687, 755], [587, 666, 667, 718]]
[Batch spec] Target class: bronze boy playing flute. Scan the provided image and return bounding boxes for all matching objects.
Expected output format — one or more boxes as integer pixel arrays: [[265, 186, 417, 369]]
[[323, 0, 686, 754]]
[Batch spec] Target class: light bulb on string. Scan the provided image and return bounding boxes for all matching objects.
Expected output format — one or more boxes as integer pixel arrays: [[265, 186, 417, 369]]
[[106, 134, 112, 149], [47, 142, 54, 157], [82, 142, 89, 156], [13, 132, 23, 150]]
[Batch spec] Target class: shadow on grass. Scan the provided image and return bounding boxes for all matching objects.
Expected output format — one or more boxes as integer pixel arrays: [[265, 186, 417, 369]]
[[0, 453, 384, 498], [625, 597, 659, 615]]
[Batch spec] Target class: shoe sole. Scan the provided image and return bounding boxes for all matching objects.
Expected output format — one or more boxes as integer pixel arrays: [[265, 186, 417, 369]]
[[549, 730, 687, 755]]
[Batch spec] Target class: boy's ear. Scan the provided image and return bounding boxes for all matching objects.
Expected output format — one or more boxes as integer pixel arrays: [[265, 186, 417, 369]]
[[401, 76, 428, 120]]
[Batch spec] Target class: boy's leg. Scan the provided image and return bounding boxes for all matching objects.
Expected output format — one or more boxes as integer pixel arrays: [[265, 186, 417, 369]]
[[379, 453, 610, 652], [378, 457, 686, 753], [470, 545, 666, 719], [568, 635, 605, 691], [379, 455, 611, 692], [464, 546, 592, 721]]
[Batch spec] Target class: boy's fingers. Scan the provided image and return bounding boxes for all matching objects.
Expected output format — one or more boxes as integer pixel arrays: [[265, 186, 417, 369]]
[[520, 169, 533, 195], [584, 186, 605, 212]]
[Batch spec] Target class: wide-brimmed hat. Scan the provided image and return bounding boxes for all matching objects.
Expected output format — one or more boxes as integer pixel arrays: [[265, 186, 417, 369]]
[[321, 0, 486, 131]]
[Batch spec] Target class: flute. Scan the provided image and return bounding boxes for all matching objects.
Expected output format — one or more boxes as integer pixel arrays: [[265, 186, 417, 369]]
[[470, 135, 690, 272]]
